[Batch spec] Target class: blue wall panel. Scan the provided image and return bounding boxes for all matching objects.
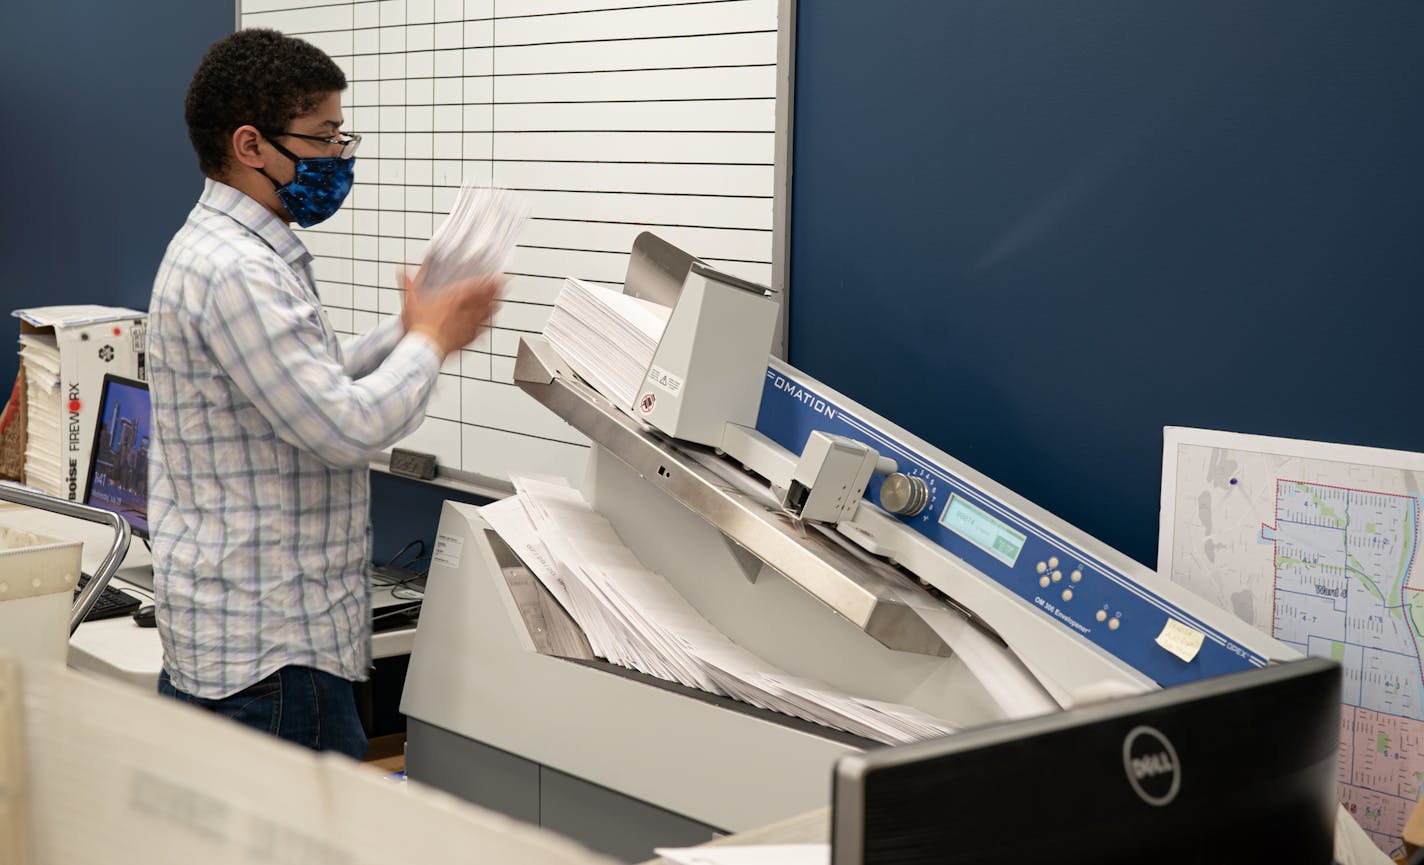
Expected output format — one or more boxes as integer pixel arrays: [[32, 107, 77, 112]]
[[370, 471, 491, 572], [0, 0, 231, 389], [789, 1, 1424, 566]]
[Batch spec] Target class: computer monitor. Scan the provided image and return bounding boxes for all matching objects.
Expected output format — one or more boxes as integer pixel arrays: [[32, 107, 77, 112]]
[[832, 657, 1340, 865], [83, 374, 151, 540]]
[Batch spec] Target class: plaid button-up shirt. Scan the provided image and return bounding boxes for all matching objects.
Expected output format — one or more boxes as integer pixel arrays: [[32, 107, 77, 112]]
[[148, 178, 441, 699]]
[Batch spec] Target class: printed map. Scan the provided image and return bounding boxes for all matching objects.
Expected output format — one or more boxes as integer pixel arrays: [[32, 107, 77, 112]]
[[1161, 430, 1424, 854]]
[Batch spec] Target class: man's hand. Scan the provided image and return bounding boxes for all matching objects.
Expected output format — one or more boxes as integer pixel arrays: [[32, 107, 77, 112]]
[[400, 268, 504, 357]]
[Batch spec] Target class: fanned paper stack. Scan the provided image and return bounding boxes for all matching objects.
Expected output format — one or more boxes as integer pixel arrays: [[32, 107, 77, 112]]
[[482, 475, 958, 744], [422, 184, 530, 290], [542, 278, 670, 410], [18, 333, 62, 496]]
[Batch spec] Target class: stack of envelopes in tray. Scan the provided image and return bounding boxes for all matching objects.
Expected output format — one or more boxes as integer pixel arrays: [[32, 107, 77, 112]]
[[542, 278, 670, 412], [482, 474, 958, 744]]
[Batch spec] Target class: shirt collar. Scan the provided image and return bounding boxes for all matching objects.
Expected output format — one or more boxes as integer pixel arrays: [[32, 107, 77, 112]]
[[198, 177, 311, 270]]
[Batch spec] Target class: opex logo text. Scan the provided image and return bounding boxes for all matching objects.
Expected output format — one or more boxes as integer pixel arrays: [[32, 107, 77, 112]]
[[1122, 725, 1180, 806]]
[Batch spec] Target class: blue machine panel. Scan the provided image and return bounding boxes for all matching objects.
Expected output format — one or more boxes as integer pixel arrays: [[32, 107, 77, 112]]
[[754, 365, 1267, 688]]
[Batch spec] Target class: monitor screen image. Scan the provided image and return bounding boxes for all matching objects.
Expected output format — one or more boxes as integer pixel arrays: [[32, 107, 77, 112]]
[[832, 657, 1340, 865], [84, 375, 150, 539]]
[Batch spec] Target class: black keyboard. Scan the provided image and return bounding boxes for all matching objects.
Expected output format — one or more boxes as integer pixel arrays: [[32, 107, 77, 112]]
[[74, 572, 142, 622]]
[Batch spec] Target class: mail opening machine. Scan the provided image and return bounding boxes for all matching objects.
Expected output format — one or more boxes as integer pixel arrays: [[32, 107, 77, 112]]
[[400, 233, 1295, 860]]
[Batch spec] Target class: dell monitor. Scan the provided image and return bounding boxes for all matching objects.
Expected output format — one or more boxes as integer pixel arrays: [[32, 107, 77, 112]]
[[832, 657, 1340, 865], [84, 374, 151, 541]]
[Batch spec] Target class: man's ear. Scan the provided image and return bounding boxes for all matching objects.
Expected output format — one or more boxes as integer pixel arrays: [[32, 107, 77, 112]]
[[230, 125, 266, 171]]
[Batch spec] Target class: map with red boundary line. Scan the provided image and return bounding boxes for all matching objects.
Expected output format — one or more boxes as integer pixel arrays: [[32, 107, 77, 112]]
[[1163, 437, 1424, 856]]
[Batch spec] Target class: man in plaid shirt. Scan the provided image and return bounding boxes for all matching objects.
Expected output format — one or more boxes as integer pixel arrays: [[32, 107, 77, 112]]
[[148, 29, 499, 759]]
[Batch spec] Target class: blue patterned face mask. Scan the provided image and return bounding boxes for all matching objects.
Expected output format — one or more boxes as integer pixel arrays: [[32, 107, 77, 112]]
[[260, 136, 355, 228]]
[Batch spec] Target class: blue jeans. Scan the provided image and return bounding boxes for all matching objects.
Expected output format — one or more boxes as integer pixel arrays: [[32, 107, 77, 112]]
[[158, 665, 368, 760]]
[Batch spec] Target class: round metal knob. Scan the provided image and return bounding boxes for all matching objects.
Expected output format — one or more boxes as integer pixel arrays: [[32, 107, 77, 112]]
[[880, 473, 929, 517]]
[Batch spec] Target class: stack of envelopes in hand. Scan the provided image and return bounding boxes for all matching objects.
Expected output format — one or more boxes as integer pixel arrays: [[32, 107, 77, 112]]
[[422, 183, 529, 291]]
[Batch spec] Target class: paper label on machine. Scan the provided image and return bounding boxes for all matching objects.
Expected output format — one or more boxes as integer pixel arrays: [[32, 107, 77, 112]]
[[433, 534, 464, 569], [646, 365, 683, 395]]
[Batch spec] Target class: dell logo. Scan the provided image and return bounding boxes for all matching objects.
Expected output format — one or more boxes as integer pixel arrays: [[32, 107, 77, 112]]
[[1132, 752, 1174, 779], [1122, 726, 1181, 806]]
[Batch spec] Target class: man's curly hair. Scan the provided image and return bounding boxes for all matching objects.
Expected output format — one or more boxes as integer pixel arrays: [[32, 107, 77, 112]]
[[185, 29, 347, 177]]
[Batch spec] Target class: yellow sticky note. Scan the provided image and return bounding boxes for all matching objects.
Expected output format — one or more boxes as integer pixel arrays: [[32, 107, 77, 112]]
[[1155, 618, 1205, 663]]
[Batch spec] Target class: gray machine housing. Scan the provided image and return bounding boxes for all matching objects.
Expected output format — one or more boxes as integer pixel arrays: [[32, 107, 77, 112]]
[[401, 234, 1293, 862]]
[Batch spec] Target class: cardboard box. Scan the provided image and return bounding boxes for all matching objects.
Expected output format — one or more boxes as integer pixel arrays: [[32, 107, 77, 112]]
[[12, 306, 146, 501]]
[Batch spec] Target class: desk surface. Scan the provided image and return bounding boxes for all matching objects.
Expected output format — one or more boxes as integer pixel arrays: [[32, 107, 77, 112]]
[[0, 502, 417, 691]]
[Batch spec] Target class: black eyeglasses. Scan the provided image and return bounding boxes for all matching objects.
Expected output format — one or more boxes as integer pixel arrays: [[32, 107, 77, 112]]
[[263, 130, 362, 160]]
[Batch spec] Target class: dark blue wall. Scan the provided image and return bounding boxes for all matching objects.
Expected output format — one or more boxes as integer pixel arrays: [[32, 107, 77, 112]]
[[0, 0, 231, 389], [370, 471, 490, 571], [790, 1, 1424, 567]]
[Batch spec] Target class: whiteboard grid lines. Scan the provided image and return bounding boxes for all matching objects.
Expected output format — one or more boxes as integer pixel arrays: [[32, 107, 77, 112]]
[[244, 0, 775, 480]]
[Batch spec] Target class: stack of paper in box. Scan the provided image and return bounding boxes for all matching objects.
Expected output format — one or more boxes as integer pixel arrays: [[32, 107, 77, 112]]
[[18, 333, 62, 495], [12, 306, 146, 501], [482, 475, 958, 744], [542, 278, 670, 411]]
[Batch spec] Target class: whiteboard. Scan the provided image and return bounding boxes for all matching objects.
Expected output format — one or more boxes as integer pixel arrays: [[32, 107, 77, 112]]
[[236, 0, 789, 488]]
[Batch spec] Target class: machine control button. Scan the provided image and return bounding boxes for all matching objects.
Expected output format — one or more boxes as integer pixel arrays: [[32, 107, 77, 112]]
[[880, 473, 929, 517], [1061, 589, 1073, 602], [1047, 556, 1059, 569], [1096, 610, 1107, 622], [1051, 570, 1062, 582], [1071, 570, 1083, 583], [1109, 617, 1121, 630], [1039, 576, 1051, 588], [1036, 561, 1048, 574]]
